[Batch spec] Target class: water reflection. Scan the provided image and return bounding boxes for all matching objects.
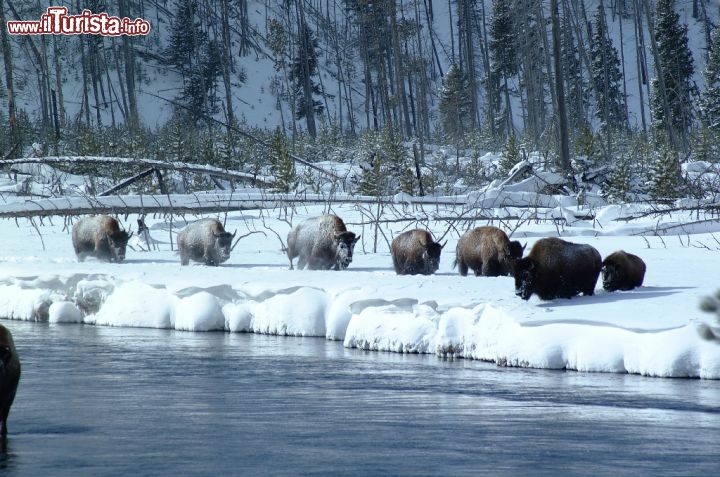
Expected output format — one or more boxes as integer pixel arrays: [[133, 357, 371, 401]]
[[2, 320, 719, 476]]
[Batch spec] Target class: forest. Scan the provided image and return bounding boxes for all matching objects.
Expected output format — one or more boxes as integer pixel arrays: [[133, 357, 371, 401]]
[[0, 0, 719, 200]]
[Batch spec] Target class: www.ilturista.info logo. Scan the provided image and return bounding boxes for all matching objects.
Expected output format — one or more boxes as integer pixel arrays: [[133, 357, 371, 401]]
[[7, 7, 151, 36]]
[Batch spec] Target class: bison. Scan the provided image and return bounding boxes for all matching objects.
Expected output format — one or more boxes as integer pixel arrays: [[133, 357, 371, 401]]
[[601, 250, 646, 291], [0, 324, 20, 437], [391, 229, 446, 275], [512, 237, 602, 300], [453, 226, 525, 277], [177, 218, 236, 266], [287, 215, 360, 270], [72, 215, 132, 262]]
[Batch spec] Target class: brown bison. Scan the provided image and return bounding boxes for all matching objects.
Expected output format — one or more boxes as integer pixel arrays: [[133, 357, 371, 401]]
[[177, 218, 236, 266], [0, 324, 20, 437], [454, 226, 525, 277], [391, 229, 446, 275], [72, 215, 132, 262], [287, 215, 360, 270], [601, 250, 646, 291], [512, 237, 602, 300]]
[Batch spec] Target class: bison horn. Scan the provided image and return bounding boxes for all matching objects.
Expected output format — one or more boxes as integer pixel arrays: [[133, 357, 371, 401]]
[[440, 240, 447, 249], [128, 231, 134, 239], [232, 229, 237, 238]]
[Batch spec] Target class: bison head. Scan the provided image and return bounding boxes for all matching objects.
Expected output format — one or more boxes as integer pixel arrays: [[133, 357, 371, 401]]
[[601, 263, 619, 291], [334, 231, 360, 270], [421, 239, 446, 275], [213, 229, 237, 263], [508, 240, 526, 260], [512, 257, 537, 300], [108, 230, 132, 262]]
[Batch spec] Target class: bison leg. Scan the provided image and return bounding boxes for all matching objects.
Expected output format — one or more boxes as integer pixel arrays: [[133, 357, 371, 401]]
[[296, 254, 308, 270], [481, 260, 501, 277], [180, 252, 190, 266], [457, 259, 469, 277]]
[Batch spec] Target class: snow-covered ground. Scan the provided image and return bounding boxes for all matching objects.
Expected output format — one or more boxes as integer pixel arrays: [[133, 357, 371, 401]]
[[0, 196, 719, 380]]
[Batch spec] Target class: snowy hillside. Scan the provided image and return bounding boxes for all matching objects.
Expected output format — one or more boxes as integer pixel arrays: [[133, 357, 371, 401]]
[[2, 0, 717, 136]]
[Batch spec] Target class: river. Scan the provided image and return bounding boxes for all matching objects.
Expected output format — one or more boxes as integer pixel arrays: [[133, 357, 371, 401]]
[[1, 320, 718, 476]]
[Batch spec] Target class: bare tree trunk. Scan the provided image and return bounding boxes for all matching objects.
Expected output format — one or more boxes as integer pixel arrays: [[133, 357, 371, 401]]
[[52, 36, 65, 124], [0, 0, 18, 151], [633, 0, 648, 132], [119, 0, 139, 129], [295, 0, 317, 138], [220, 0, 236, 130], [644, 0, 676, 147], [389, 3, 413, 138], [551, 0, 571, 175]]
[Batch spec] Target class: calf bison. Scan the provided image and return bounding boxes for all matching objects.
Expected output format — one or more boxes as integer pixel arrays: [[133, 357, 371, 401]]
[[601, 250, 646, 291], [177, 218, 236, 266], [287, 215, 360, 270], [391, 229, 446, 275], [512, 237, 602, 300], [454, 226, 525, 277], [72, 215, 132, 262], [0, 324, 20, 437]]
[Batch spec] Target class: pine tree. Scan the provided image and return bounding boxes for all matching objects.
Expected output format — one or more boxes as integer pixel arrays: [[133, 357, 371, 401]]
[[650, 0, 696, 149], [439, 64, 472, 145], [489, 0, 518, 137], [700, 27, 720, 138], [499, 134, 521, 174], [648, 143, 684, 200], [605, 155, 632, 203], [166, 0, 222, 124], [355, 127, 413, 196], [290, 24, 324, 137], [562, 13, 589, 136], [166, 0, 201, 74], [270, 128, 297, 193], [589, 2, 627, 132]]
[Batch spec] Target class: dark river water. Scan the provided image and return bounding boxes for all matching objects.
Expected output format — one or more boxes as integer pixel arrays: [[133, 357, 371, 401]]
[[1, 319, 718, 476]]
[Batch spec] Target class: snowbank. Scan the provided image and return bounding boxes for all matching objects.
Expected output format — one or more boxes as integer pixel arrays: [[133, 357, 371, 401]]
[[1, 269, 719, 379]]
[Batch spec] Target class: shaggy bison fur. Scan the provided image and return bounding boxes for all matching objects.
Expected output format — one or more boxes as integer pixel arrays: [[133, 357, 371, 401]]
[[391, 229, 446, 275], [453, 226, 525, 276], [177, 218, 236, 266], [512, 237, 602, 300], [0, 324, 20, 437], [287, 215, 360, 270], [601, 250, 646, 291], [72, 215, 132, 262]]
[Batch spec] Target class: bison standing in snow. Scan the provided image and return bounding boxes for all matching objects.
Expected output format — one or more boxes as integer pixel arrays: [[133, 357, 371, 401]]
[[72, 215, 132, 262], [177, 218, 236, 266], [454, 226, 525, 277], [601, 250, 646, 291], [512, 237, 602, 300], [0, 324, 20, 437], [287, 215, 360, 270], [391, 229, 446, 275]]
